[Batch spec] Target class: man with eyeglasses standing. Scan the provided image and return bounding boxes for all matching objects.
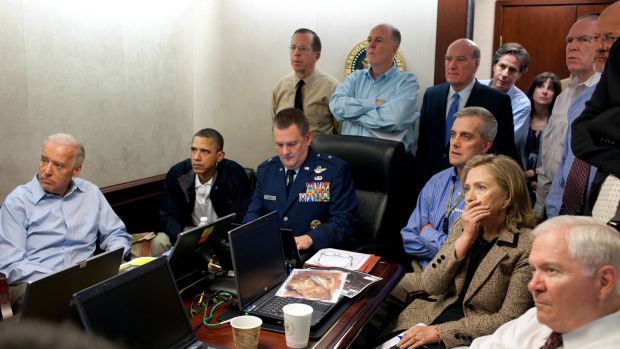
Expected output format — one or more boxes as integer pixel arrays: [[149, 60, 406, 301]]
[[571, 2, 620, 226], [272, 28, 340, 136], [546, 8, 620, 220], [534, 14, 600, 220]]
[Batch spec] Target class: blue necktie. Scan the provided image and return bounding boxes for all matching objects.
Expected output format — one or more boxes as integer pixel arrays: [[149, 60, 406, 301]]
[[445, 93, 460, 146]]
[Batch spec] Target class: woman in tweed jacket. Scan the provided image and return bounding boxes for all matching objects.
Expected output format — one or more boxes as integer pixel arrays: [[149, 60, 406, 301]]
[[394, 155, 536, 348]]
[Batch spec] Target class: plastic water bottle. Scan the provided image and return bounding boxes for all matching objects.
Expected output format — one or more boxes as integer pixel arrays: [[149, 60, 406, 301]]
[[199, 216, 208, 226]]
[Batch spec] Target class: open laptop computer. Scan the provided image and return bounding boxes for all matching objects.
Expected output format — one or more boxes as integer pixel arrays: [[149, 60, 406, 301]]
[[220, 211, 343, 335], [168, 213, 235, 287], [229, 222, 303, 268], [74, 257, 222, 349], [20, 247, 124, 323]]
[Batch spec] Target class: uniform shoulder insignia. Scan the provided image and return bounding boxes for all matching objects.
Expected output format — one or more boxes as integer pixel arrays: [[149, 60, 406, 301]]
[[258, 156, 278, 167]]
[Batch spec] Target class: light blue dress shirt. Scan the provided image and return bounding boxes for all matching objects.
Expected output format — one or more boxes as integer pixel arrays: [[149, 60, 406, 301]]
[[481, 79, 531, 148], [546, 85, 598, 218], [329, 64, 420, 151], [400, 167, 464, 269], [0, 176, 131, 284]]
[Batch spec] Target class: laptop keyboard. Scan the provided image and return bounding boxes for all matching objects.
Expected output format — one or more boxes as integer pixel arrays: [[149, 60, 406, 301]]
[[255, 297, 310, 319]]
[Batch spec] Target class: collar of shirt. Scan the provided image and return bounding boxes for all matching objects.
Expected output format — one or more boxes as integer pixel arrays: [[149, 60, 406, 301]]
[[364, 63, 398, 81], [563, 309, 620, 348], [448, 78, 476, 109], [297, 70, 317, 86], [194, 172, 216, 202], [195, 172, 215, 189], [570, 71, 601, 89], [29, 175, 84, 205]]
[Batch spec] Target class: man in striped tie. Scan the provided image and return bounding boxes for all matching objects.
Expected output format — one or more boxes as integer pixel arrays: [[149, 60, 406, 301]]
[[468, 215, 620, 348]]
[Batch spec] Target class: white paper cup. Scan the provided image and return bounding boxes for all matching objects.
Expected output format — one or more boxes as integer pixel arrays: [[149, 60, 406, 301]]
[[283, 303, 313, 348], [230, 315, 262, 349]]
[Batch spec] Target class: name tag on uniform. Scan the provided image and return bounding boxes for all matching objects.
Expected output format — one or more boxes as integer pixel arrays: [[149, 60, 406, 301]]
[[264, 195, 277, 201], [299, 182, 330, 202]]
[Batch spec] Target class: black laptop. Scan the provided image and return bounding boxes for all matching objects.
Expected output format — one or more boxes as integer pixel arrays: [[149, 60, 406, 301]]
[[20, 247, 124, 323], [221, 211, 342, 334], [168, 213, 235, 287], [74, 257, 222, 349]]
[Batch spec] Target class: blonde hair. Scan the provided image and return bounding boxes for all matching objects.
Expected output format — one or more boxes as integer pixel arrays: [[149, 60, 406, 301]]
[[462, 154, 535, 232]]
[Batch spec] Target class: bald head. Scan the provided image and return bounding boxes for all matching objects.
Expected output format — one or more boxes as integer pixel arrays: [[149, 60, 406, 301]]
[[445, 38, 481, 91]]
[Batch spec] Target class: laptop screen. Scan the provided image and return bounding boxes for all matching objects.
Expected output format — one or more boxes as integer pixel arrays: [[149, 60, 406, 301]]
[[228, 211, 287, 311], [22, 247, 124, 323], [168, 212, 236, 280], [74, 258, 196, 349]]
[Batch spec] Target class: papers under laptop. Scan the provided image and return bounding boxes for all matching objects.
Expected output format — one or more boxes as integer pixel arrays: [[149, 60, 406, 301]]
[[222, 211, 342, 333], [20, 247, 124, 324], [168, 213, 236, 288], [74, 257, 222, 349]]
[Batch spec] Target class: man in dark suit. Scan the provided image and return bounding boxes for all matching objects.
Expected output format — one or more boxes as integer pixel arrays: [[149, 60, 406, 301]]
[[416, 38, 518, 182], [572, 13, 620, 177], [571, 3, 620, 223], [243, 108, 357, 252]]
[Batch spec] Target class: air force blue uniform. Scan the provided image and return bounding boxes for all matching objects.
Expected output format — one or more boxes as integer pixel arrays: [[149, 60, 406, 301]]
[[243, 148, 357, 250]]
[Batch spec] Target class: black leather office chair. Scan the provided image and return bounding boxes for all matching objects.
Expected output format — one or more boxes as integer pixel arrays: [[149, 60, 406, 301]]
[[312, 135, 417, 261]]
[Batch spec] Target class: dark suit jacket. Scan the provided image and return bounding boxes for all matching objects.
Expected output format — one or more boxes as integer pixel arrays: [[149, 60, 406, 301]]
[[395, 220, 533, 348], [243, 148, 357, 251], [572, 40, 620, 177], [159, 158, 252, 241], [416, 81, 519, 181]]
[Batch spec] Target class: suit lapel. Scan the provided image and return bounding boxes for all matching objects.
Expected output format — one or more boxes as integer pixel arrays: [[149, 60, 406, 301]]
[[436, 84, 450, 146], [463, 229, 517, 303], [464, 81, 482, 107]]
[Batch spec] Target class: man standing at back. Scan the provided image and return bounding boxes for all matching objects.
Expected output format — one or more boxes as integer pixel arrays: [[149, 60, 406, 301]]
[[416, 38, 518, 182], [480, 42, 531, 148], [273, 28, 339, 135], [329, 24, 420, 153], [535, 15, 600, 219]]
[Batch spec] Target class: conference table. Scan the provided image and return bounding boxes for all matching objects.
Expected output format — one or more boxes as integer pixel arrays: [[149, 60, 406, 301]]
[[192, 260, 404, 348]]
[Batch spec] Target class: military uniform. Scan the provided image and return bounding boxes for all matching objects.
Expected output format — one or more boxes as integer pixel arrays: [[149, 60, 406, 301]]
[[243, 148, 357, 250]]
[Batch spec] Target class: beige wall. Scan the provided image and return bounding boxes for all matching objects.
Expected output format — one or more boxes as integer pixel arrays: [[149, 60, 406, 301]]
[[474, 0, 497, 80], [1, 0, 503, 201]]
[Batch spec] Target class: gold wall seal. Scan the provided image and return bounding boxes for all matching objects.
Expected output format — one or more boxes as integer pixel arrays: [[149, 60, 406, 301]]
[[344, 40, 406, 77]]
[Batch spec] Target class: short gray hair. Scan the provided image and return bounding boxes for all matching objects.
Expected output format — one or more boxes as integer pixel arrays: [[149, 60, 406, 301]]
[[454, 106, 498, 141], [44, 133, 85, 167], [533, 215, 620, 293]]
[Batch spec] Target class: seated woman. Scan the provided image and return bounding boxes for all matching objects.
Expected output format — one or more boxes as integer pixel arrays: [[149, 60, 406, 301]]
[[519, 72, 561, 202], [392, 155, 535, 349]]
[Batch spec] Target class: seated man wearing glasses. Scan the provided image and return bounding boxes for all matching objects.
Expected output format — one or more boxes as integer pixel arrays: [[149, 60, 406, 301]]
[[159, 129, 252, 253], [272, 28, 339, 136], [244, 108, 357, 253]]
